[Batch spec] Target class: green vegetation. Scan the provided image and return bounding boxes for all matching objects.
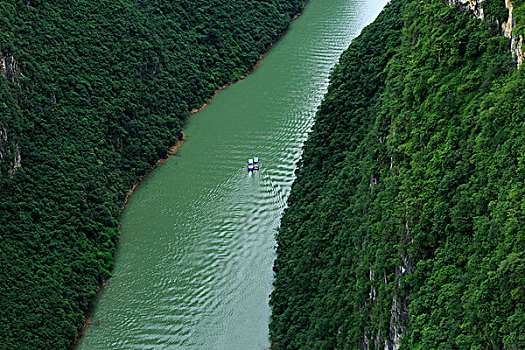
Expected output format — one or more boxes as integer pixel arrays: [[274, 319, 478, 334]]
[[0, 0, 304, 348], [270, 0, 525, 348]]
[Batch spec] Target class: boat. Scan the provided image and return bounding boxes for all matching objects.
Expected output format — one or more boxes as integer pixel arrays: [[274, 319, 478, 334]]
[[248, 157, 260, 172]]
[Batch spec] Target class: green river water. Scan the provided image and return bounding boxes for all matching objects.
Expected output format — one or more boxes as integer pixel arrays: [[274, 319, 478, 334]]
[[77, 0, 386, 348]]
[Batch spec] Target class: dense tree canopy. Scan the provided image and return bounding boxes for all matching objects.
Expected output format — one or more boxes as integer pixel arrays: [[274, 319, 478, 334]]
[[270, 0, 525, 348], [0, 0, 304, 348]]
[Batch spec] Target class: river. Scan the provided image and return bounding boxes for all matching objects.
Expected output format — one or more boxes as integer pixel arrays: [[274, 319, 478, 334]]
[[76, 0, 386, 348]]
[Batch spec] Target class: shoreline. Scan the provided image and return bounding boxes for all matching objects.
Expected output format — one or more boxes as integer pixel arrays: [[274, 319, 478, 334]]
[[70, 133, 185, 348], [118, 132, 185, 223], [72, 1, 310, 347], [188, 0, 310, 116]]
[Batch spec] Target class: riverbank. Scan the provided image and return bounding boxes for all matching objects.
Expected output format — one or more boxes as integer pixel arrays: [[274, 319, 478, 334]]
[[118, 133, 185, 221], [190, 0, 310, 115]]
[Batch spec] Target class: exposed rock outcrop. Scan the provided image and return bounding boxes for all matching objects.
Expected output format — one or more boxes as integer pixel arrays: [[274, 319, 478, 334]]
[[0, 50, 24, 86], [388, 255, 413, 350], [447, 0, 485, 19], [513, 33, 524, 67], [502, 0, 524, 67], [0, 126, 21, 176], [446, 0, 524, 67], [448, 0, 524, 67]]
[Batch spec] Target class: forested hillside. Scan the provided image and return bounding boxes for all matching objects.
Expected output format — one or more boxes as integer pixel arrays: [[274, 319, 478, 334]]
[[0, 1, 304, 348], [270, 0, 525, 348]]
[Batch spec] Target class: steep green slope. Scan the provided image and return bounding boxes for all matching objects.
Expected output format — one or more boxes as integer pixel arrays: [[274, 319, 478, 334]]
[[270, 0, 525, 348], [0, 1, 303, 348]]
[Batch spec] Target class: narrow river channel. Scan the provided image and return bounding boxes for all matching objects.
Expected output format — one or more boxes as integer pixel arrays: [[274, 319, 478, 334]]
[[77, 0, 386, 348]]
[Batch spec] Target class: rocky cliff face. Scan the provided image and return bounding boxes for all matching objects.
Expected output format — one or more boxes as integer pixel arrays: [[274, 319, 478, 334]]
[[447, 0, 485, 18], [0, 51, 22, 176], [0, 126, 21, 176], [449, 0, 524, 67], [502, 0, 524, 67], [0, 50, 24, 86], [512, 33, 524, 66]]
